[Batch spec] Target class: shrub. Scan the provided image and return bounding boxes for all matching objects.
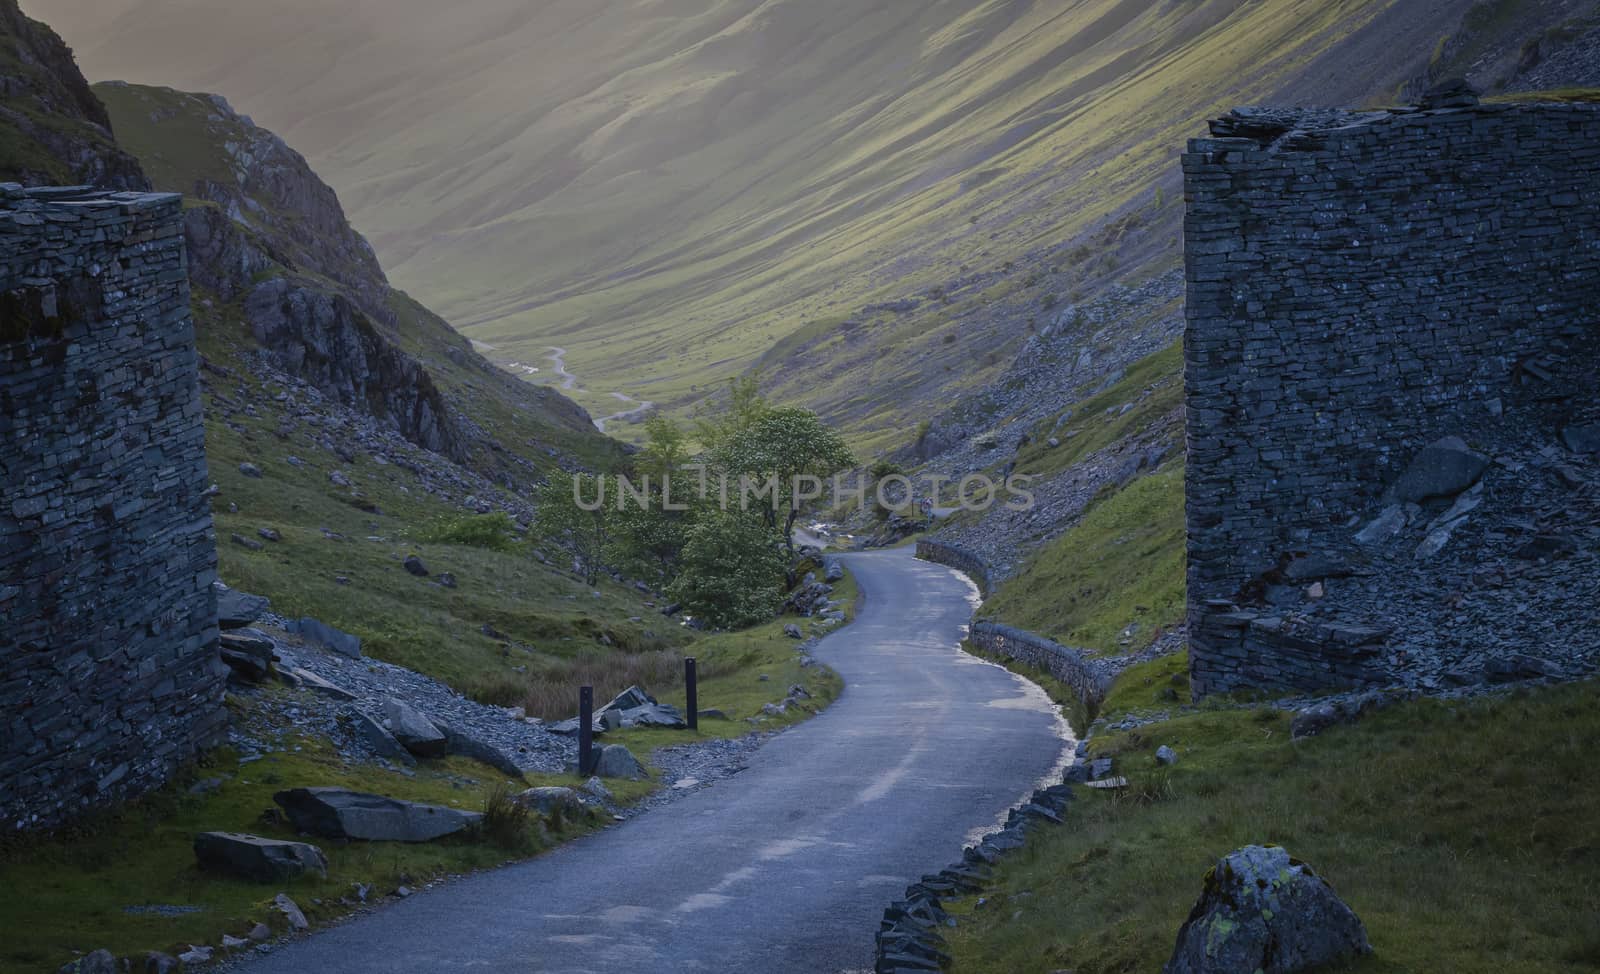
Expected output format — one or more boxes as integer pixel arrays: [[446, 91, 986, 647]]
[[481, 783, 536, 852], [667, 512, 786, 629], [420, 512, 519, 551]]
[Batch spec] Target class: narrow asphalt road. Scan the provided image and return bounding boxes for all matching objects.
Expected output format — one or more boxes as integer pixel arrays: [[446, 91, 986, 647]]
[[244, 547, 1070, 973]]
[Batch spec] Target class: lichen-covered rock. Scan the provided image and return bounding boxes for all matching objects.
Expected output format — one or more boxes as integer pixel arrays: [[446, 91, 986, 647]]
[[1164, 845, 1371, 974]]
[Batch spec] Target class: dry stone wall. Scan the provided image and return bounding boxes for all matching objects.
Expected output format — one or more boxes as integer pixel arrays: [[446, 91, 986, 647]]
[[1, 183, 226, 830], [1183, 96, 1600, 695]]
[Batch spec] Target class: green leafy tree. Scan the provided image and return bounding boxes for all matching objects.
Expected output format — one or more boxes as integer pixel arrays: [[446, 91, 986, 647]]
[[532, 472, 612, 586], [638, 414, 690, 479], [666, 510, 786, 629], [695, 373, 770, 451], [714, 406, 855, 561]]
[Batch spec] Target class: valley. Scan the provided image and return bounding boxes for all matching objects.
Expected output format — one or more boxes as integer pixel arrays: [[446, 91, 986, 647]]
[[4, 0, 1599, 972], [31, 0, 1560, 449]]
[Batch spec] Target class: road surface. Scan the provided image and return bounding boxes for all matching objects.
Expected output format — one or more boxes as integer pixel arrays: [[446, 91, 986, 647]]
[[245, 547, 1069, 973]]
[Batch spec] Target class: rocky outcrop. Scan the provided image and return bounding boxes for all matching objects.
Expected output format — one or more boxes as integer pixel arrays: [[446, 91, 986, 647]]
[[1164, 846, 1371, 974], [244, 278, 463, 460], [0, 1, 147, 189]]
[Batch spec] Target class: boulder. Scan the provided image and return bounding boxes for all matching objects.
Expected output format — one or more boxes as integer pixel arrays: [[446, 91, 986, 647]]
[[580, 776, 614, 802], [293, 617, 363, 658], [514, 786, 587, 817], [194, 831, 328, 882], [1164, 845, 1371, 974], [1562, 425, 1600, 454], [215, 586, 270, 629], [1386, 436, 1488, 503], [784, 623, 804, 639], [594, 744, 647, 780], [273, 787, 482, 842], [353, 710, 416, 766], [381, 697, 448, 757], [1155, 746, 1179, 766], [55, 950, 117, 974], [439, 722, 526, 777], [139, 953, 179, 973], [1484, 653, 1564, 683], [403, 554, 429, 577], [824, 559, 846, 582], [238, 461, 263, 478], [177, 946, 214, 966], [220, 646, 272, 683], [219, 629, 276, 682]]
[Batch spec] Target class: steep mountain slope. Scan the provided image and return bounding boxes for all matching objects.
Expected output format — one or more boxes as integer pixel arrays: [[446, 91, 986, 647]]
[[0, 0, 143, 187], [0, 6, 663, 703], [91, 81, 619, 479], [28, 0, 1498, 446]]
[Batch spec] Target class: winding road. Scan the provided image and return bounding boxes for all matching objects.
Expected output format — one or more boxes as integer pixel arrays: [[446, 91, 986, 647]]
[[544, 346, 655, 433], [244, 547, 1069, 973]]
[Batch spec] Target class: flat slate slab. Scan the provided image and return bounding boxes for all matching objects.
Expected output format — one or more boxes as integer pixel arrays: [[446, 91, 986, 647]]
[[274, 787, 481, 842], [194, 831, 328, 882]]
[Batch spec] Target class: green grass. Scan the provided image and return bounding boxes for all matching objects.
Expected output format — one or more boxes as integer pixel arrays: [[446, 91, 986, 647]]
[[979, 464, 1185, 655], [1097, 650, 1191, 721], [0, 722, 637, 974], [944, 679, 1600, 974]]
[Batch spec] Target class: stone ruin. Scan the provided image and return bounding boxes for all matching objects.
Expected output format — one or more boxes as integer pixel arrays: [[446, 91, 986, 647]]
[[2, 184, 226, 830], [1182, 90, 1600, 696]]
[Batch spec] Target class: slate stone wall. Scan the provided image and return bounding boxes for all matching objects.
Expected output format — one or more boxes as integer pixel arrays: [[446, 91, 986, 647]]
[[1, 184, 226, 830], [916, 540, 1111, 706], [969, 622, 1112, 707], [1183, 99, 1600, 695], [915, 540, 993, 597]]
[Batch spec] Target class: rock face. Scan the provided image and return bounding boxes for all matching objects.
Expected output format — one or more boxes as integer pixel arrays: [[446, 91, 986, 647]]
[[2, 186, 227, 832], [193, 831, 329, 882], [592, 745, 647, 780], [1165, 846, 1372, 974], [245, 279, 463, 461], [273, 787, 482, 842]]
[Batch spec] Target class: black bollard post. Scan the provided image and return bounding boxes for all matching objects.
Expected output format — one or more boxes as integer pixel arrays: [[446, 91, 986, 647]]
[[578, 685, 594, 776], [686, 657, 698, 731]]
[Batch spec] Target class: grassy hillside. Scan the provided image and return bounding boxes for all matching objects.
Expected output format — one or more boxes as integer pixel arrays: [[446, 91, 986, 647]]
[[943, 677, 1600, 973], [980, 463, 1184, 655], [36, 0, 1484, 445]]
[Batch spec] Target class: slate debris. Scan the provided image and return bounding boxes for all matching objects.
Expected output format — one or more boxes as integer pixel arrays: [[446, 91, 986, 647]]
[[874, 780, 1075, 974]]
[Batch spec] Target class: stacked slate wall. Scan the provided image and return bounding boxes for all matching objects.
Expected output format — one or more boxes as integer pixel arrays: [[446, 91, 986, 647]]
[[1182, 100, 1600, 695], [1, 184, 226, 830]]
